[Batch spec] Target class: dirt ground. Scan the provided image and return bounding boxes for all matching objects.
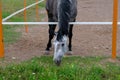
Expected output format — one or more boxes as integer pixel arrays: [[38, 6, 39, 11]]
[[1, 0, 120, 63]]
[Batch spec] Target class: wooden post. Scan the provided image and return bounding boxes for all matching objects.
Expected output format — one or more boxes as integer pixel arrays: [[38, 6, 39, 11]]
[[0, 0, 4, 58], [24, 0, 28, 33], [36, 0, 39, 21], [112, 0, 118, 59]]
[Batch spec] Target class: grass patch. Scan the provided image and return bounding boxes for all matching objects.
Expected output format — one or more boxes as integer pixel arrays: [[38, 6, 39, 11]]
[[2, 0, 45, 45], [3, 26, 21, 45], [2, 0, 45, 21], [0, 56, 120, 80]]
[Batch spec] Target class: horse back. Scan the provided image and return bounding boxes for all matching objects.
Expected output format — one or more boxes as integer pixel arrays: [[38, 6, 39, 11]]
[[46, 0, 77, 21]]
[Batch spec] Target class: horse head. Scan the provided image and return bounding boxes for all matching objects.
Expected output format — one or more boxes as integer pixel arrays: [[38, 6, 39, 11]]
[[53, 35, 68, 66]]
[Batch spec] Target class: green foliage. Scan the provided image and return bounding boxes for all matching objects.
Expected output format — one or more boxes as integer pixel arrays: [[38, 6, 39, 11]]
[[0, 56, 120, 80]]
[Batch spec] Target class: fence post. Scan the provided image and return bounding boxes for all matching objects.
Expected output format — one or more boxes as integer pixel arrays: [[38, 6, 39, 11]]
[[36, 0, 39, 21], [24, 0, 28, 33], [112, 0, 118, 59], [0, 1, 4, 58]]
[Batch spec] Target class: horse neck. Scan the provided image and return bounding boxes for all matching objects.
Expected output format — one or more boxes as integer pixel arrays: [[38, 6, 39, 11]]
[[57, 0, 71, 41]]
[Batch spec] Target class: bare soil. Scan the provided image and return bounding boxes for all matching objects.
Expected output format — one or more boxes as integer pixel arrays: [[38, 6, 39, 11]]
[[1, 0, 120, 64]]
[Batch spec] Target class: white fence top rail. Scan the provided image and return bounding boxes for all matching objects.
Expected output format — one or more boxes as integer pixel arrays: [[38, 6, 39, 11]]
[[2, 22, 120, 25]]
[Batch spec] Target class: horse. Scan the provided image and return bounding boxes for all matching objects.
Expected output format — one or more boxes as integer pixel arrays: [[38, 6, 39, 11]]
[[45, 0, 77, 66]]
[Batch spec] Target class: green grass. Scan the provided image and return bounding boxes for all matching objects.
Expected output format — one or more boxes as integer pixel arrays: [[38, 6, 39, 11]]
[[0, 56, 120, 80], [3, 26, 21, 45], [2, 0, 45, 44]]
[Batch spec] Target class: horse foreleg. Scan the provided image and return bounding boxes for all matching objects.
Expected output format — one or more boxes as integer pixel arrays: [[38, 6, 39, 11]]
[[68, 24, 73, 54], [46, 24, 56, 52]]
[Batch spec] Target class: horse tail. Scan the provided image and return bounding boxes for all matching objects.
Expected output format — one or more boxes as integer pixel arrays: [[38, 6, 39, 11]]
[[57, 0, 71, 41]]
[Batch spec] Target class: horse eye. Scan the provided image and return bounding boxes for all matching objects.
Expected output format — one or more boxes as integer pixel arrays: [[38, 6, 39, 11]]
[[62, 43, 64, 47]]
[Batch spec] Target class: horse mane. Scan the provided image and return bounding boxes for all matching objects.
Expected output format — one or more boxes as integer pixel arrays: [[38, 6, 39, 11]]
[[57, 0, 71, 41]]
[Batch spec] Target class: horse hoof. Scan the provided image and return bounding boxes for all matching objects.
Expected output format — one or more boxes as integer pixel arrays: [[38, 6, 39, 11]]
[[66, 51, 73, 55], [44, 50, 50, 55]]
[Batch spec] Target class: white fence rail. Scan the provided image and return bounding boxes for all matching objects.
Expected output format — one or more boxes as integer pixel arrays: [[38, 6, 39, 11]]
[[2, 22, 120, 25]]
